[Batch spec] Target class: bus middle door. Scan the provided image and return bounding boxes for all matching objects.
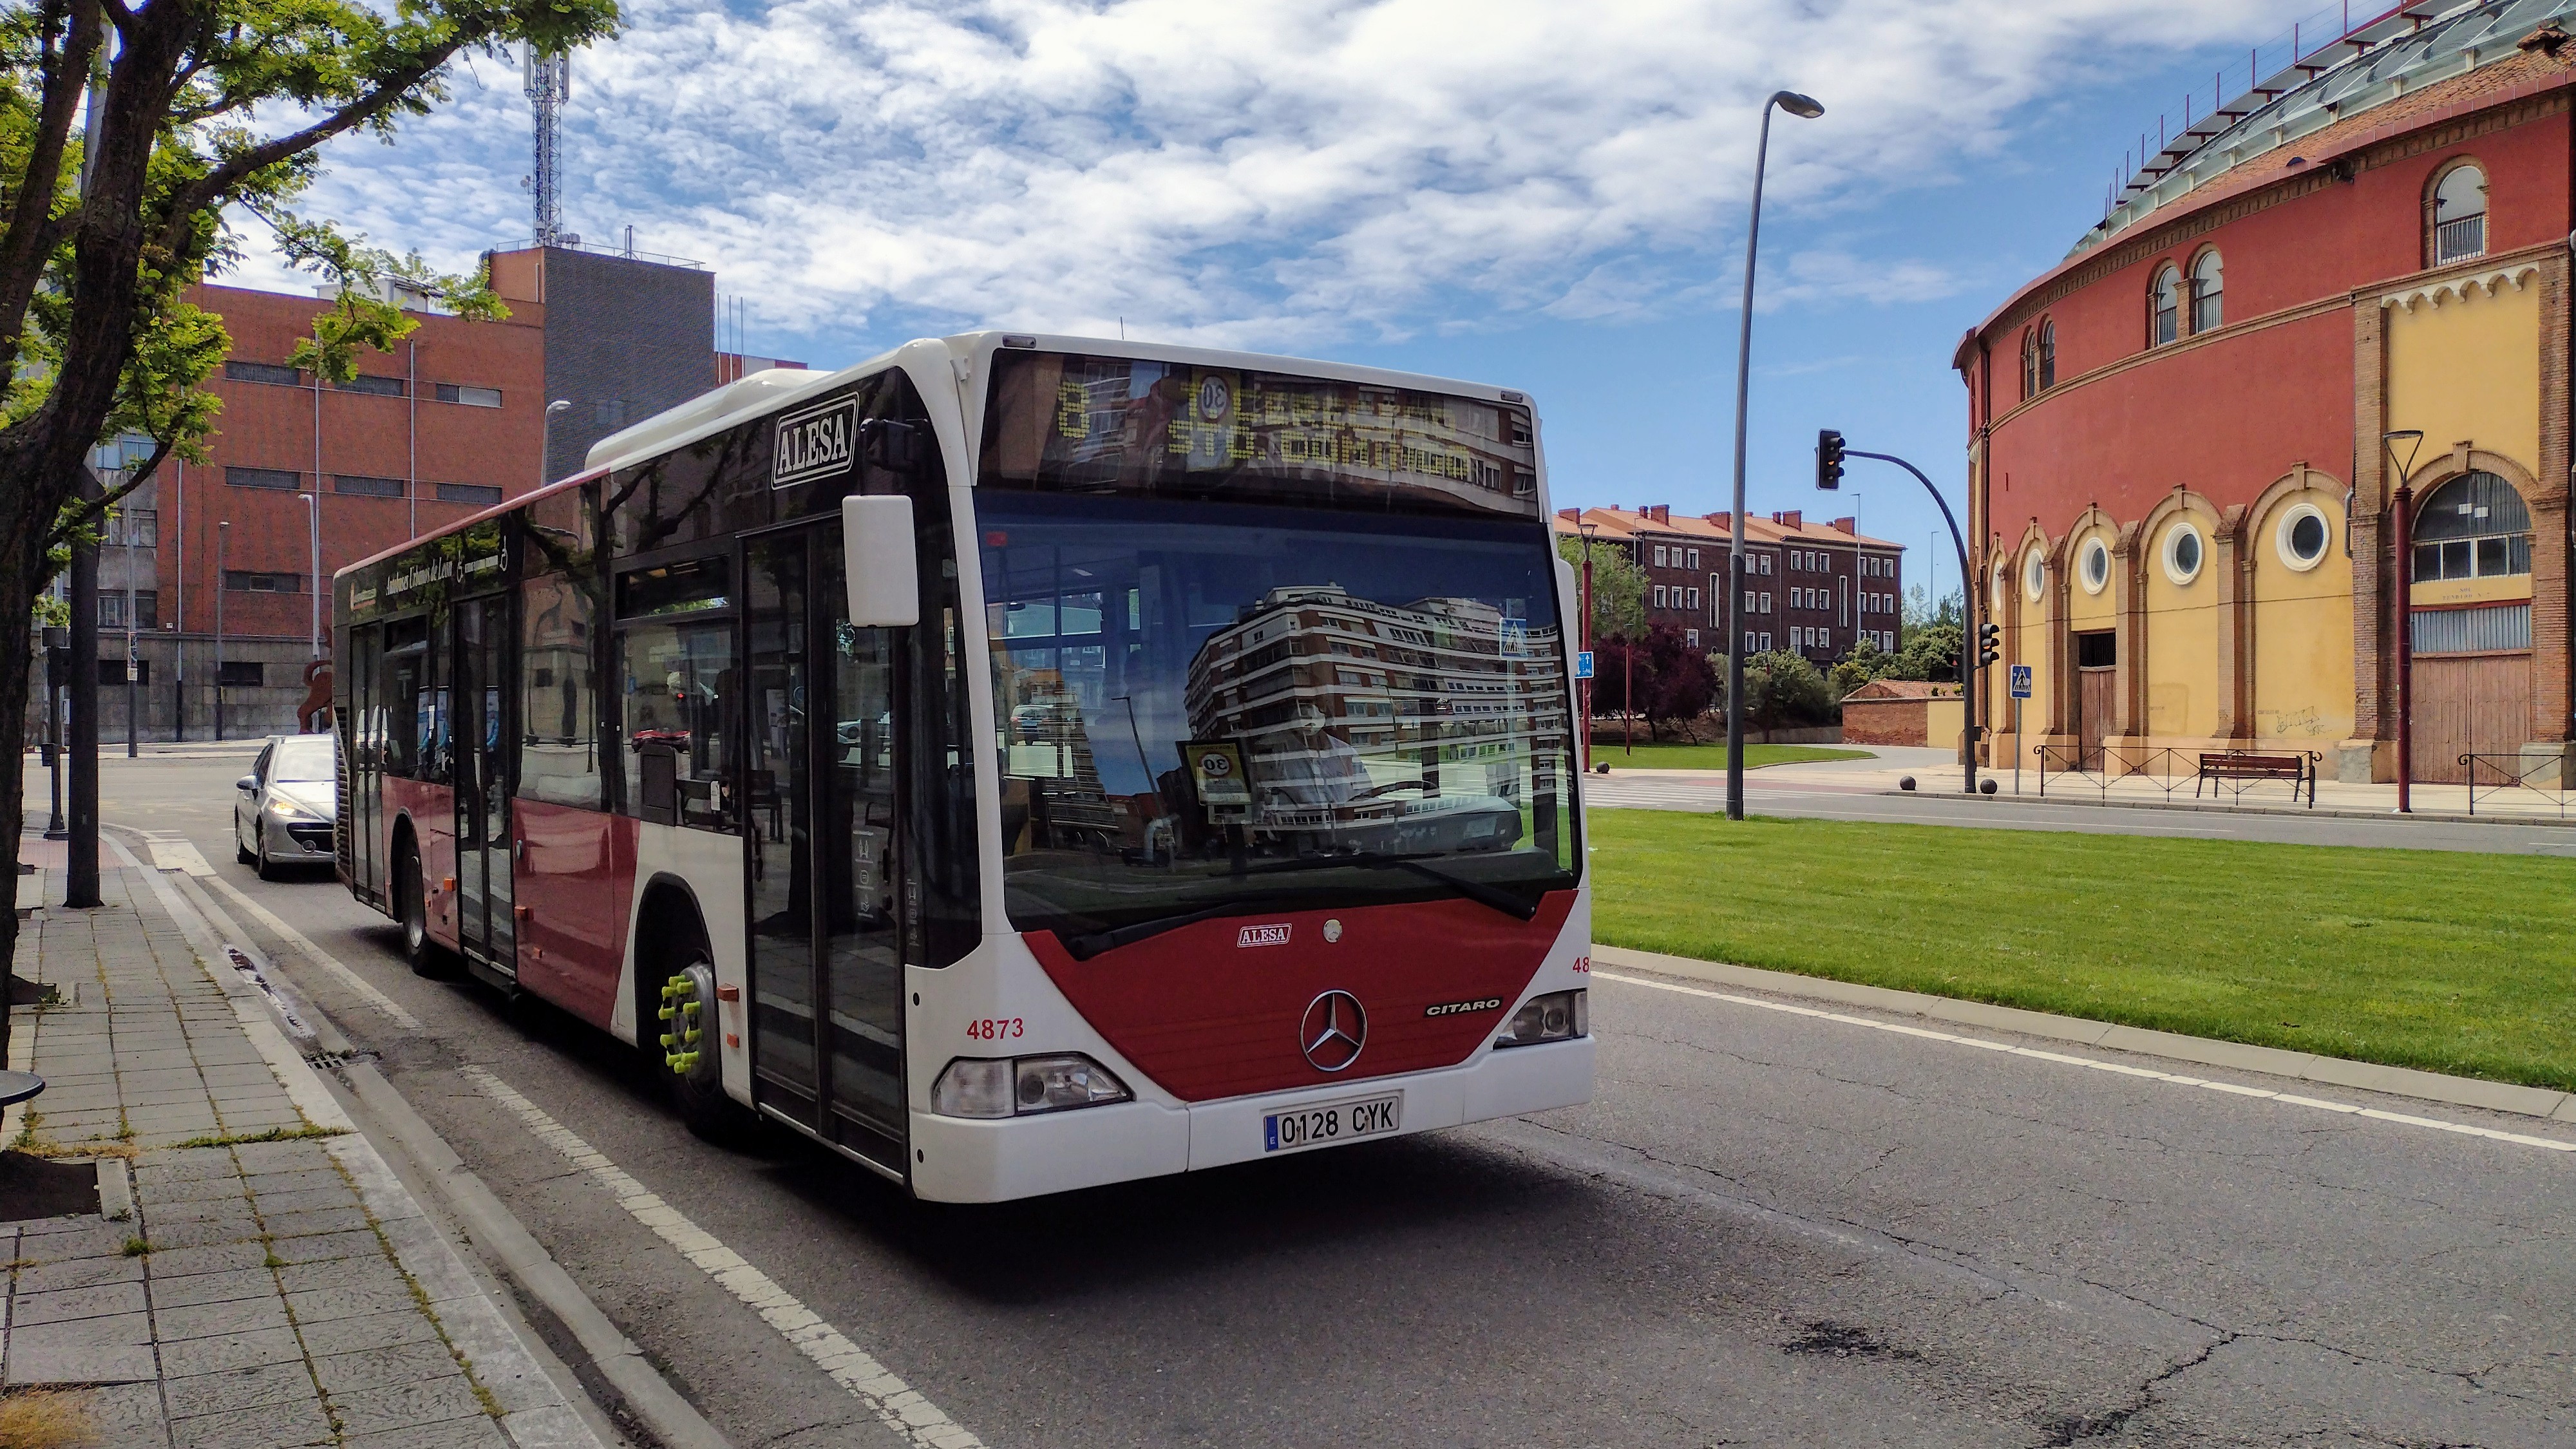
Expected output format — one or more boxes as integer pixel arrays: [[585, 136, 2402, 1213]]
[[744, 526, 906, 1172], [453, 592, 516, 980]]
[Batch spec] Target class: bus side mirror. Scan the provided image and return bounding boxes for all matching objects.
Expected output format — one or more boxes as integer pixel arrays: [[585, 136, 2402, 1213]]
[[842, 494, 921, 627]]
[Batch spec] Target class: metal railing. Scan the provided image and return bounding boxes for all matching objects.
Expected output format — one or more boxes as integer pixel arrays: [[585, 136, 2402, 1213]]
[[2461, 753, 2574, 817], [2031, 744, 2199, 802], [2434, 214, 2486, 266]]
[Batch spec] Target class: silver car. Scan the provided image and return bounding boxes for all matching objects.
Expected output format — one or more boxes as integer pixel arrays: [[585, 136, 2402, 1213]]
[[234, 735, 339, 880]]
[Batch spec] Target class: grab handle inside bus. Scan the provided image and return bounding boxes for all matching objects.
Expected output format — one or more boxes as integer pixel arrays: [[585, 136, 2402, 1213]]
[[842, 493, 921, 627]]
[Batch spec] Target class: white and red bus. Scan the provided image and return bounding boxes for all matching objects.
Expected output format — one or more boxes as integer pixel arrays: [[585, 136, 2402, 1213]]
[[333, 334, 1591, 1202]]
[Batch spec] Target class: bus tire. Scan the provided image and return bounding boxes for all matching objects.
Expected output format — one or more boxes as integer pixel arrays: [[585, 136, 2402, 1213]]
[[652, 949, 744, 1142], [397, 835, 450, 980]]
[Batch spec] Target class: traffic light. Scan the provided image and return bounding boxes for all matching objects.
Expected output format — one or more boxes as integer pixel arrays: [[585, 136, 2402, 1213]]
[[1816, 429, 1845, 491], [1976, 621, 2001, 670]]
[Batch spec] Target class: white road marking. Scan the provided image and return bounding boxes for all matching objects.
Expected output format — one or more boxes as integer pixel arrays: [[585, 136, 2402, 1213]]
[[1593, 971, 2576, 1155], [196, 870, 424, 1031], [146, 837, 215, 875], [462, 1066, 985, 1449]]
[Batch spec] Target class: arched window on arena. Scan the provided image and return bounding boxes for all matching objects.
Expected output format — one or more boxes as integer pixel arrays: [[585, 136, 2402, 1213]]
[[2036, 319, 2056, 389], [2189, 250, 2222, 333], [2151, 265, 2181, 346], [2020, 328, 2038, 399], [2432, 163, 2487, 265], [2412, 471, 2529, 582]]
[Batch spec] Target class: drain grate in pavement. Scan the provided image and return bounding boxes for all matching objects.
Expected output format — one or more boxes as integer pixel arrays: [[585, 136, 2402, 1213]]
[[301, 1048, 380, 1071]]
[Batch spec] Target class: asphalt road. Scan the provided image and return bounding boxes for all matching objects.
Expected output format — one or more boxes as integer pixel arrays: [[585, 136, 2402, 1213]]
[[61, 746, 2576, 1447], [1590, 759, 2576, 854]]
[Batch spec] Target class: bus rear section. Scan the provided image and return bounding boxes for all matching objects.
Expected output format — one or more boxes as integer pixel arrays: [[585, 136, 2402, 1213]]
[[336, 333, 1591, 1204]]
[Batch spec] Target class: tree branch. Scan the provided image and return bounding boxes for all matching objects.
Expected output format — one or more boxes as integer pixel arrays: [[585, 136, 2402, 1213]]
[[0, 0, 104, 381]]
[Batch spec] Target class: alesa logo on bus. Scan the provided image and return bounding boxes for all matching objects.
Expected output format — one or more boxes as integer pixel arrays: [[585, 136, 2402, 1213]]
[[773, 395, 858, 489], [1237, 923, 1291, 949]]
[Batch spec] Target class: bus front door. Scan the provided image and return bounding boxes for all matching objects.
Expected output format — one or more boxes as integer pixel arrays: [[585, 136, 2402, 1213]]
[[746, 527, 907, 1171], [453, 594, 515, 980]]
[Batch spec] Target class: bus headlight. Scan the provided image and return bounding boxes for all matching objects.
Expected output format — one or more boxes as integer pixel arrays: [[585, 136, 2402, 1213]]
[[932, 1054, 1131, 1119], [1494, 989, 1586, 1047]]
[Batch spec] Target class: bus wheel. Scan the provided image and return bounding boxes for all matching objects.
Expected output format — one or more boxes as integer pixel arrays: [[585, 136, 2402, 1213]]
[[656, 954, 741, 1141], [398, 837, 450, 980]]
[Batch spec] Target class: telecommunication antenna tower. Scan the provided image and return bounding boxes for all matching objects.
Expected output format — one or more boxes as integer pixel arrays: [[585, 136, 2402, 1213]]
[[523, 48, 570, 247]]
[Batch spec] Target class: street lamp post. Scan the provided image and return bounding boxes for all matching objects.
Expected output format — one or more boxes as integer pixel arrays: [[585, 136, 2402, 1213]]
[[2383, 429, 2425, 813], [214, 520, 227, 741], [300, 491, 321, 661], [1723, 88, 1824, 822], [542, 399, 573, 489]]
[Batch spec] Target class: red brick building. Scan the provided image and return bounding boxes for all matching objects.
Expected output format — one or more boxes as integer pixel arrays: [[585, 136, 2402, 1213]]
[[1553, 504, 1903, 666], [1958, 2, 2576, 784]]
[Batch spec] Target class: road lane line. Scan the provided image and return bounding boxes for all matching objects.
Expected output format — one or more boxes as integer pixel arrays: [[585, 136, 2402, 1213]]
[[1592, 971, 2576, 1155], [461, 1065, 985, 1449], [194, 868, 426, 1030]]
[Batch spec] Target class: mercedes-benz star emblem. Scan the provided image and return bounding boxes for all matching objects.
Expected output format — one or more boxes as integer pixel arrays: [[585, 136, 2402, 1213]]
[[1300, 990, 1367, 1073]]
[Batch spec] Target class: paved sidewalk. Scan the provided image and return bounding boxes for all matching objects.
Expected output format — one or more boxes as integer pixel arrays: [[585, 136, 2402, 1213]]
[[2, 828, 605, 1449]]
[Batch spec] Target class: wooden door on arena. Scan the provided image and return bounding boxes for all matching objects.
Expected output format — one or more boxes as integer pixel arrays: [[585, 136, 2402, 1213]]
[[2409, 652, 2528, 785]]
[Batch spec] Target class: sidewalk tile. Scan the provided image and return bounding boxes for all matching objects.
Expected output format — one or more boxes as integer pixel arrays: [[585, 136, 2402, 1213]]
[[163, 1358, 319, 1418], [79, 1379, 174, 1447], [170, 1394, 334, 1449], [296, 1308, 442, 1357], [156, 1295, 292, 1340], [0, 1341, 158, 1385], [272, 1229, 381, 1265], [311, 1340, 460, 1395], [137, 1243, 267, 1283], [136, 1150, 240, 1183], [157, 1323, 305, 1378], [276, 1255, 406, 1295], [263, 1205, 372, 1239], [6, 1309, 151, 1348], [13, 1253, 144, 1294], [11, 1281, 148, 1325], [12, 1226, 129, 1263], [244, 1168, 344, 1198], [346, 1419, 510, 1449], [147, 1194, 261, 1225], [256, 1185, 364, 1217], [144, 1218, 267, 1251], [330, 1374, 488, 1435], [286, 1282, 421, 1325], [147, 1266, 276, 1309]]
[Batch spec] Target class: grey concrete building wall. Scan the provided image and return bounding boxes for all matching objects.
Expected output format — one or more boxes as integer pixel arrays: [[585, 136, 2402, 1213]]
[[540, 248, 716, 482]]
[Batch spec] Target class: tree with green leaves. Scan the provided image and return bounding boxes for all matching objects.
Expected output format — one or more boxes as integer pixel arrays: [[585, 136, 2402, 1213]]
[[1555, 533, 1645, 643], [0, 0, 619, 1054]]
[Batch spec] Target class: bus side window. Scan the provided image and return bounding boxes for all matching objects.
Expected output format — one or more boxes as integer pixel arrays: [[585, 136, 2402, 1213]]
[[518, 571, 603, 810], [379, 618, 430, 780]]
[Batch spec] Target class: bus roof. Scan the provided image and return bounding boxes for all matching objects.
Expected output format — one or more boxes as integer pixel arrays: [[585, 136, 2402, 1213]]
[[337, 332, 1536, 583]]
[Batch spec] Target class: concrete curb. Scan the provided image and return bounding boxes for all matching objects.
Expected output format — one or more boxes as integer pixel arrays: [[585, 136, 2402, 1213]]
[[1589, 944, 2576, 1125], [1867, 786, 2576, 829]]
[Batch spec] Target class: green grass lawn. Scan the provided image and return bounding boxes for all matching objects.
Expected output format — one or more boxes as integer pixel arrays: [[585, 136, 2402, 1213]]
[[1591, 743, 1870, 770], [1587, 810, 2576, 1092]]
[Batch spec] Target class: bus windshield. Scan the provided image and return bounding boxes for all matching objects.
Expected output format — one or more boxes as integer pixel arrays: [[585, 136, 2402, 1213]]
[[977, 492, 1577, 953]]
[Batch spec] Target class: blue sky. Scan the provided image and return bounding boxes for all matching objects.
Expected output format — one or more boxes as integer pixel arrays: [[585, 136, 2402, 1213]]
[[234, 0, 2340, 599]]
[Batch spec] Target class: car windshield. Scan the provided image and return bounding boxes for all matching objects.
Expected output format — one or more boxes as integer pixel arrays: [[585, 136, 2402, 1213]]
[[978, 491, 1578, 952], [271, 737, 337, 783]]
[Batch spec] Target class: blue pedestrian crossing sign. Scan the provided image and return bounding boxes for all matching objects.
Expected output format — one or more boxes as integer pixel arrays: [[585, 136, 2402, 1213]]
[[1575, 650, 1595, 680], [2009, 663, 2032, 699]]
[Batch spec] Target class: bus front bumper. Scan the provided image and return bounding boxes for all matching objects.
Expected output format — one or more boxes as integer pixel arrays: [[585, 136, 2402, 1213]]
[[907, 1036, 1593, 1204]]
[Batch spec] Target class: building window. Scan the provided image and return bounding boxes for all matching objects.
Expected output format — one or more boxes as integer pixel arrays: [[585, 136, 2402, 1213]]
[[226, 466, 301, 491], [2432, 163, 2487, 265], [2277, 502, 2332, 572], [334, 374, 405, 397], [217, 660, 265, 687], [595, 397, 629, 427], [105, 507, 155, 547], [2161, 521, 2204, 585], [2023, 550, 2046, 601], [2020, 327, 2038, 399], [223, 361, 301, 387], [1685, 629, 1700, 647], [2412, 603, 2530, 654], [2080, 538, 2111, 594], [2036, 319, 2054, 389], [2190, 250, 2222, 333], [2077, 630, 2116, 668], [438, 482, 504, 506], [1686, 549, 1700, 570], [97, 591, 158, 629], [224, 570, 305, 592], [333, 474, 405, 497], [2412, 471, 2530, 582], [2151, 265, 2181, 346], [435, 383, 504, 408]]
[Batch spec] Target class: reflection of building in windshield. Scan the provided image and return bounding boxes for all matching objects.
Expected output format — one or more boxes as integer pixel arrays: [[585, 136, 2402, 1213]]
[[1183, 585, 1568, 848], [1000, 668, 1119, 848]]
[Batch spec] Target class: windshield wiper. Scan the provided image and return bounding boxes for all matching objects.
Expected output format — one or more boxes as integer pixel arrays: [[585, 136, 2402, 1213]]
[[1059, 903, 1244, 960], [1240, 851, 1538, 922]]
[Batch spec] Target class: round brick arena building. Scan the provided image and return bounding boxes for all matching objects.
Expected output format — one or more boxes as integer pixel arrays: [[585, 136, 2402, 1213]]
[[1958, 1, 2576, 785]]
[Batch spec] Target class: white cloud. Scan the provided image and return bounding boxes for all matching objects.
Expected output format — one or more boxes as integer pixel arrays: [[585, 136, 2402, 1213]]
[[223, 0, 2300, 356]]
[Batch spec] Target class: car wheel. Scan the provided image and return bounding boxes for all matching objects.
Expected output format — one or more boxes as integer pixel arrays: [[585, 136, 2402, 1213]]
[[236, 812, 256, 865], [254, 828, 279, 882], [654, 952, 745, 1142], [399, 837, 450, 979]]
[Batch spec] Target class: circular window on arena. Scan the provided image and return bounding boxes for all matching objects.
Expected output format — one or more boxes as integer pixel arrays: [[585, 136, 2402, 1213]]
[[2023, 549, 2047, 602], [2162, 520, 2205, 585], [2276, 502, 2331, 572], [2080, 538, 2110, 594]]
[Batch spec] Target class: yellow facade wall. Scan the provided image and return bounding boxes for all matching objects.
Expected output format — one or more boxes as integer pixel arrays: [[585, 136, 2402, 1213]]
[[2006, 547, 2051, 754], [2065, 529, 2117, 635], [2251, 495, 2354, 743], [2143, 515, 2221, 739], [2382, 278, 2542, 497]]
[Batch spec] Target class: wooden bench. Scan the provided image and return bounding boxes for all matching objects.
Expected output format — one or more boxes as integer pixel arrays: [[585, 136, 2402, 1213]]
[[2195, 751, 2316, 807]]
